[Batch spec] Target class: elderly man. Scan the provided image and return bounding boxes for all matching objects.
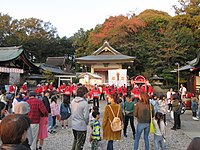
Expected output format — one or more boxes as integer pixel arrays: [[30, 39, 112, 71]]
[[27, 91, 48, 150]]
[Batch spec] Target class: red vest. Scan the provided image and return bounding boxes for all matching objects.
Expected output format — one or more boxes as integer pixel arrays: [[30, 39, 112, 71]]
[[131, 87, 140, 98], [92, 87, 100, 98], [64, 86, 72, 95]]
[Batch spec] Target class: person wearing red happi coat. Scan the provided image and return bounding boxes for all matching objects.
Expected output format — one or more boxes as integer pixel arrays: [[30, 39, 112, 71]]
[[9, 83, 18, 95], [71, 83, 77, 98], [63, 85, 72, 102], [43, 83, 49, 92], [91, 84, 100, 108], [49, 82, 53, 92], [21, 82, 28, 95], [131, 84, 140, 102]]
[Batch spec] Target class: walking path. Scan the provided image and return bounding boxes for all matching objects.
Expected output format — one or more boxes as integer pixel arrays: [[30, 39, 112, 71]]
[[43, 99, 194, 150]]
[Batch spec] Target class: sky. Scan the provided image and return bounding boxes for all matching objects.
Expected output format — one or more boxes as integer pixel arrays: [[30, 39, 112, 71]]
[[0, 0, 180, 38]]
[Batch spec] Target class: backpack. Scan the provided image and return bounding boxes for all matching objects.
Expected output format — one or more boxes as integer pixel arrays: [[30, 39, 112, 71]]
[[176, 100, 186, 115], [108, 105, 122, 132]]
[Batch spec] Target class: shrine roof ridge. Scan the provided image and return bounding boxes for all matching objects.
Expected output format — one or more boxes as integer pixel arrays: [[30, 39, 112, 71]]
[[0, 46, 23, 62]]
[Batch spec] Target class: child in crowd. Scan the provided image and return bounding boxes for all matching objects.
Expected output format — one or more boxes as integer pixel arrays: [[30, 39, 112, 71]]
[[89, 106, 99, 122], [89, 106, 99, 147], [50, 96, 59, 130], [191, 96, 199, 121], [153, 112, 166, 150], [150, 94, 159, 113], [90, 111, 101, 150], [60, 98, 71, 129], [158, 95, 168, 125]]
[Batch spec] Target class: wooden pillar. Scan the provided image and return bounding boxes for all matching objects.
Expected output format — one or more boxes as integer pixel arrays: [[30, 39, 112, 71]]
[[91, 65, 94, 74], [58, 77, 60, 87]]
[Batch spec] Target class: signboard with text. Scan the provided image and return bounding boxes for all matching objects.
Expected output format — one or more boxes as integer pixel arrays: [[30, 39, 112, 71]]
[[108, 69, 127, 87]]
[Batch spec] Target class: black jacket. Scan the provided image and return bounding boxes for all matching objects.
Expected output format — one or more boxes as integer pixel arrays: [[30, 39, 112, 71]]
[[42, 96, 51, 113]]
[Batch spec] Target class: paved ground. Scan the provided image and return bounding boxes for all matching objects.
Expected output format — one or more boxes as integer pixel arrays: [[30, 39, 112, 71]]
[[43, 99, 197, 150]]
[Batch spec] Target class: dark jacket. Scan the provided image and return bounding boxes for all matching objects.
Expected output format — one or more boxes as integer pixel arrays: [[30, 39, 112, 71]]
[[1, 144, 30, 150], [172, 99, 179, 112], [42, 96, 51, 113]]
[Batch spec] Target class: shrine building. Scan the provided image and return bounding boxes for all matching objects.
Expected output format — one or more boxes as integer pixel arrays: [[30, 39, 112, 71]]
[[75, 41, 135, 83]]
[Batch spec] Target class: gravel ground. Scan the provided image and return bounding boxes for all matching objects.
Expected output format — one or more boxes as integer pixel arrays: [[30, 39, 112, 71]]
[[43, 99, 192, 150]]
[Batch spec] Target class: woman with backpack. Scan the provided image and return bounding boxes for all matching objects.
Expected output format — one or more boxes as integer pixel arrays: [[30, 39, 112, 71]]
[[60, 97, 71, 129], [102, 93, 122, 150]]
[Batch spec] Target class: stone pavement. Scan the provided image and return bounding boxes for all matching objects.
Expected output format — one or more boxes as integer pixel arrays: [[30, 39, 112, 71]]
[[176, 110, 200, 139], [43, 99, 194, 150]]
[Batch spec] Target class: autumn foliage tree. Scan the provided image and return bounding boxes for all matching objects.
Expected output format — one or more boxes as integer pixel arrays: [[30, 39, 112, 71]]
[[88, 15, 145, 47]]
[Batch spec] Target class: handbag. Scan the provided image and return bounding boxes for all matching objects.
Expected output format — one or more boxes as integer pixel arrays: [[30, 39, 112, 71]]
[[149, 104, 155, 134]]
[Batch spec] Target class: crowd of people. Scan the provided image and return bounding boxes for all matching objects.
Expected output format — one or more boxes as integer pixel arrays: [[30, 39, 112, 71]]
[[0, 81, 199, 150]]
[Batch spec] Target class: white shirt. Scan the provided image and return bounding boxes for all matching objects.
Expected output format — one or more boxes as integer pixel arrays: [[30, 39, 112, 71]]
[[166, 91, 175, 99], [180, 87, 187, 95]]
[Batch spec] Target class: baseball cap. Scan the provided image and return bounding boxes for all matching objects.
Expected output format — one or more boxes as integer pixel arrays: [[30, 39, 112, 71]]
[[14, 101, 30, 114]]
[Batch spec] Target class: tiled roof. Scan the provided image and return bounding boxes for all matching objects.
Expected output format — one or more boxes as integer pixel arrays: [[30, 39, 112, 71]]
[[46, 57, 65, 66], [92, 41, 121, 55], [76, 41, 135, 62], [40, 63, 72, 75], [76, 54, 135, 61], [0, 46, 23, 61]]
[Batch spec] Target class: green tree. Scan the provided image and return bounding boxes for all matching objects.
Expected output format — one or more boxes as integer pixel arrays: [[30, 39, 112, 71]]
[[0, 13, 12, 45], [72, 28, 92, 57]]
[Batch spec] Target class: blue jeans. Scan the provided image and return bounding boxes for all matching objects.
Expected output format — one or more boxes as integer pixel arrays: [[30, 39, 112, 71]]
[[107, 140, 113, 150], [134, 123, 150, 150], [48, 114, 53, 130], [197, 108, 200, 117], [154, 134, 165, 150]]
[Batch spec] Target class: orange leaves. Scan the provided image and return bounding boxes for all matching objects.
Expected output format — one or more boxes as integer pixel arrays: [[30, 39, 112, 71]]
[[89, 15, 146, 46]]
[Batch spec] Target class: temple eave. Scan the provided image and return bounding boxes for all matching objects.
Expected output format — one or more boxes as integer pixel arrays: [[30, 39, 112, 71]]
[[76, 59, 134, 64]]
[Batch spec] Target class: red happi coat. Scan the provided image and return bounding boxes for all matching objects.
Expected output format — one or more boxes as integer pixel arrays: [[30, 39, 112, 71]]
[[91, 87, 100, 98], [9, 85, 17, 94], [131, 86, 140, 98], [122, 86, 127, 97], [64, 86, 72, 96]]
